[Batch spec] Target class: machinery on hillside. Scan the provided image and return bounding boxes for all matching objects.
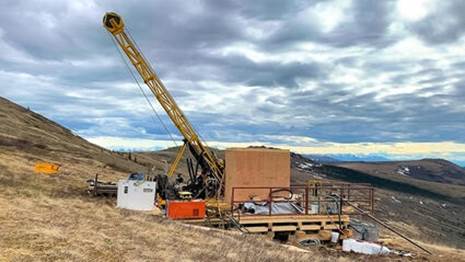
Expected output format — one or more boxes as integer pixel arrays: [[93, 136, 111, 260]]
[[100, 13, 432, 254], [103, 12, 225, 201]]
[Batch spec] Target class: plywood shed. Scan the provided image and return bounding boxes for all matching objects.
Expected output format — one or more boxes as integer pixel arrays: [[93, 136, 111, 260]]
[[224, 147, 290, 204]]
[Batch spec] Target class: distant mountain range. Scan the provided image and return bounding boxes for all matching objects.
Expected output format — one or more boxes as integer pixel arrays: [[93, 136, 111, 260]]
[[304, 153, 391, 163], [110, 150, 465, 168], [304, 153, 465, 168], [110, 146, 165, 152]]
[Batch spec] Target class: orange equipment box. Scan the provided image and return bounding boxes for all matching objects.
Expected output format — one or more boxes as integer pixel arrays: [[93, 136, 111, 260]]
[[166, 200, 206, 220], [34, 162, 61, 175]]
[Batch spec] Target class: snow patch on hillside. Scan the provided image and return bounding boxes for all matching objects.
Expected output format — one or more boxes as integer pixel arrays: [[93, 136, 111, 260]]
[[397, 166, 410, 176]]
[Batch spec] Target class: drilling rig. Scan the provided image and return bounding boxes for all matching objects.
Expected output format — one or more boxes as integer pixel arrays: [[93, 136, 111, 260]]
[[100, 14, 434, 255], [103, 12, 224, 201]]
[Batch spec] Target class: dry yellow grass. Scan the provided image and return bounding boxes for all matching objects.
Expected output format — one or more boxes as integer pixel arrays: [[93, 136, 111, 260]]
[[1, 151, 324, 262], [2, 151, 465, 262]]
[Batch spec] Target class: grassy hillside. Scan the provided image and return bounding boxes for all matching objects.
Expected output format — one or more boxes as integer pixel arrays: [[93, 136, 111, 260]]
[[336, 160, 465, 186], [290, 154, 465, 250], [319, 164, 465, 201], [0, 159, 320, 261], [0, 97, 148, 175], [0, 97, 321, 261]]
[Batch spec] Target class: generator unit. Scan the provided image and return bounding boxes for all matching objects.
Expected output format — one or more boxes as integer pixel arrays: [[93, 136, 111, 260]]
[[117, 179, 156, 211], [166, 200, 206, 220]]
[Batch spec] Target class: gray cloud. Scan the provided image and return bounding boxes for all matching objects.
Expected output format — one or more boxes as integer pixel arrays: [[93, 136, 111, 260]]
[[1, 0, 465, 153], [408, 1, 465, 44]]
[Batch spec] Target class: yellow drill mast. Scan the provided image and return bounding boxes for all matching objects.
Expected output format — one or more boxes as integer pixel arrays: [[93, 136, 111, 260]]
[[103, 12, 224, 197]]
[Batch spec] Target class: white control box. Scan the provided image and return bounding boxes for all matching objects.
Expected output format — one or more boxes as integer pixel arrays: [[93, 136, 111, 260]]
[[117, 180, 156, 211]]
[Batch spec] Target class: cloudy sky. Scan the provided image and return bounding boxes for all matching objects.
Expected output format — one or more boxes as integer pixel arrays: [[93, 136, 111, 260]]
[[1, 0, 465, 164]]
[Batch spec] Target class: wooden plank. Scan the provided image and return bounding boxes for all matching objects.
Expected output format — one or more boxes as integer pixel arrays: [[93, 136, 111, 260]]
[[243, 226, 269, 233], [271, 225, 297, 232], [236, 215, 350, 224], [182, 218, 225, 226], [324, 224, 341, 230], [300, 225, 322, 230], [236, 214, 350, 221], [182, 219, 207, 224]]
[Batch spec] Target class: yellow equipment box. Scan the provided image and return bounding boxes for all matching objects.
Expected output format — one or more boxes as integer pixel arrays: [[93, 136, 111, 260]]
[[34, 162, 60, 175]]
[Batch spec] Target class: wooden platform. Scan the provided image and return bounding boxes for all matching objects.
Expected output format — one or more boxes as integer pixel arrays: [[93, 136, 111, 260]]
[[182, 214, 350, 235], [236, 214, 350, 233]]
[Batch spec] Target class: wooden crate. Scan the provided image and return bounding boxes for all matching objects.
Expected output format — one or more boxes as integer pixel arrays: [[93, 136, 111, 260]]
[[224, 148, 290, 204]]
